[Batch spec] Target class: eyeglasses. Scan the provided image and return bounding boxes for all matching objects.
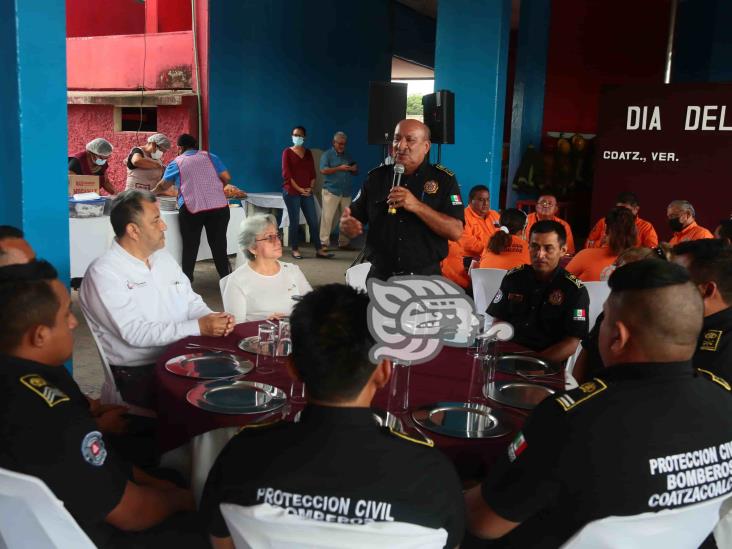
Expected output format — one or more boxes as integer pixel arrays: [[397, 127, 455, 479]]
[[256, 234, 281, 243], [537, 201, 556, 207]]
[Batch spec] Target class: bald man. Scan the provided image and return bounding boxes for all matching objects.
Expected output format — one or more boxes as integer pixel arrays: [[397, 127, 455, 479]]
[[340, 119, 464, 280], [465, 260, 732, 547]]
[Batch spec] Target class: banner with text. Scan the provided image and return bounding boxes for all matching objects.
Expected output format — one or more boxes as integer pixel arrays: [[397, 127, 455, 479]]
[[592, 83, 732, 241]]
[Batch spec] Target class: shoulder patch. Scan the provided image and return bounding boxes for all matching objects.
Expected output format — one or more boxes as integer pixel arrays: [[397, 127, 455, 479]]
[[505, 265, 526, 276], [434, 164, 455, 177], [565, 272, 583, 288], [699, 330, 723, 352], [19, 374, 70, 408], [555, 378, 608, 411], [697, 368, 731, 391], [388, 426, 434, 448]]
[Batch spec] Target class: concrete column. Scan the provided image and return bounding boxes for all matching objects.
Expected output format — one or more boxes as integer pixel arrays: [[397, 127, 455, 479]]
[[0, 0, 69, 281], [434, 0, 511, 209], [506, 0, 552, 206]]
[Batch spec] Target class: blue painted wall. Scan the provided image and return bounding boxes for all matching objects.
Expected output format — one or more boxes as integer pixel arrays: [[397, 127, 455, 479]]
[[208, 0, 393, 194], [673, 0, 732, 82], [392, 2, 436, 69], [434, 0, 511, 208], [0, 0, 69, 282]]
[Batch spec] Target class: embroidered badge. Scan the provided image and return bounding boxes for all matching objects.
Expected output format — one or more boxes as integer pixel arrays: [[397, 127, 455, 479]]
[[507, 292, 524, 303], [700, 330, 723, 352], [556, 378, 608, 411], [573, 308, 587, 321], [81, 431, 108, 467], [493, 290, 503, 304], [19, 375, 70, 407], [508, 432, 527, 462], [424, 180, 439, 194], [126, 280, 147, 289], [450, 194, 463, 206], [548, 289, 564, 306]]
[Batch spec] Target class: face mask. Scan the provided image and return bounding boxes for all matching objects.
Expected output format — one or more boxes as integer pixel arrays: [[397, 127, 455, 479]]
[[151, 150, 164, 160], [93, 157, 107, 166], [668, 217, 684, 232], [292, 136, 305, 147]]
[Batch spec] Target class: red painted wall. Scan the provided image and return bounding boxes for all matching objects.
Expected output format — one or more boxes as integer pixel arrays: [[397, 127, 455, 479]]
[[66, 0, 144, 37], [159, 0, 192, 32], [542, 0, 672, 134], [67, 99, 198, 194]]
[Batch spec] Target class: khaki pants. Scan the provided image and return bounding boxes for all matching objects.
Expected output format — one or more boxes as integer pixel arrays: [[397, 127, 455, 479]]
[[320, 188, 352, 246]]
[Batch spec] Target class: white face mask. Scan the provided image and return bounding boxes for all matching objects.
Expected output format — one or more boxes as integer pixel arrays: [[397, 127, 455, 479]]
[[93, 157, 107, 166], [151, 150, 164, 160]]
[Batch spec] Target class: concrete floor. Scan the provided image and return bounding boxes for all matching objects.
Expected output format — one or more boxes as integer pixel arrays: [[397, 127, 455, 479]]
[[70, 246, 360, 397]]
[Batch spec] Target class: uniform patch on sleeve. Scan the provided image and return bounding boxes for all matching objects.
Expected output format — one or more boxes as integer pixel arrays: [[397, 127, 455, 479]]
[[697, 368, 731, 391], [573, 309, 587, 321], [700, 330, 723, 352], [508, 431, 527, 462], [435, 164, 455, 177], [450, 194, 463, 206], [493, 289, 503, 304], [555, 379, 608, 411], [81, 431, 108, 466], [19, 374, 70, 408]]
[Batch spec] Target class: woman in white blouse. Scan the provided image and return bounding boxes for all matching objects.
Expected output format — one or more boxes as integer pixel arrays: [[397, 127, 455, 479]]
[[223, 213, 312, 322]]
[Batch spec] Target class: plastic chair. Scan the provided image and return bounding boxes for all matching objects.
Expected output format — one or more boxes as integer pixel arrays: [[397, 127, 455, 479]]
[[220, 502, 447, 549], [470, 268, 507, 320], [561, 493, 731, 548], [583, 281, 611, 331], [345, 262, 372, 292], [0, 467, 96, 549], [81, 310, 156, 418], [219, 273, 232, 302]]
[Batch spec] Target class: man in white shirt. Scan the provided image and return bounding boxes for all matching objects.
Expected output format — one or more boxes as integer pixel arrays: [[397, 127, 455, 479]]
[[80, 190, 234, 408]]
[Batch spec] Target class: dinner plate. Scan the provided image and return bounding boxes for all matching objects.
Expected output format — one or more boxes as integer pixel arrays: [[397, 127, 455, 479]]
[[186, 378, 287, 415], [485, 381, 556, 410], [411, 402, 515, 439], [238, 335, 288, 357], [165, 352, 254, 379], [495, 354, 558, 375]]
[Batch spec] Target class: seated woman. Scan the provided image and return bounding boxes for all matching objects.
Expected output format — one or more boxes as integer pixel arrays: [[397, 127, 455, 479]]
[[223, 213, 312, 323], [478, 208, 529, 270], [567, 206, 636, 281]]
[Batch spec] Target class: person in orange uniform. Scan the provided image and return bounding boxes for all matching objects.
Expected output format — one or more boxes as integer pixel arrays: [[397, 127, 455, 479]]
[[479, 209, 530, 270], [441, 185, 500, 288], [524, 194, 575, 254], [586, 192, 658, 249], [667, 200, 714, 245], [567, 207, 637, 281]]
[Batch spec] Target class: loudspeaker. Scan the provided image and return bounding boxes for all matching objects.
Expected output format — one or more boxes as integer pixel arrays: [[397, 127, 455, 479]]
[[422, 90, 455, 144], [367, 82, 408, 145]]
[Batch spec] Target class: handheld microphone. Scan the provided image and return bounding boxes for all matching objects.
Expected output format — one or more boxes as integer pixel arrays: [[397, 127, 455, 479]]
[[387, 163, 405, 215]]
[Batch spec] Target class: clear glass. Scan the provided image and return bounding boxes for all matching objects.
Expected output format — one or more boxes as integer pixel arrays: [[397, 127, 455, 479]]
[[276, 319, 292, 358], [256, 324, 276, 374], [289, 379, 306, 404], [468, 313, 486, 355], [468, 354, 496, 405], [387, 360, 412, 415]]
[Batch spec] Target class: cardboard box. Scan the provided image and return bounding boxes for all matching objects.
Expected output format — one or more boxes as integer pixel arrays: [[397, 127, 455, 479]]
[[68, 175, 100, 196]]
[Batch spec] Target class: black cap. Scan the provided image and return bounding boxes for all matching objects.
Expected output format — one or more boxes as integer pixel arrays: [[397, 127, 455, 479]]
[[608, 259, 689, 292]]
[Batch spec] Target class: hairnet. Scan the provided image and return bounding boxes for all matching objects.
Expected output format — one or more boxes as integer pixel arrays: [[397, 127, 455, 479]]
[[147, 133, 171, 151], [85, 138, 113, 157]]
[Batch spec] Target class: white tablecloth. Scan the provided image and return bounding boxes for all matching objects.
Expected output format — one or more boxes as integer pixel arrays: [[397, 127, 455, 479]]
[[69, 206, 246, 278]]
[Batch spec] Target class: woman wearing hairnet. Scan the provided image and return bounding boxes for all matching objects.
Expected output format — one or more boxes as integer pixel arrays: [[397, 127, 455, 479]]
[[68, 137, 116, 194], [125, 133, 173, 192]]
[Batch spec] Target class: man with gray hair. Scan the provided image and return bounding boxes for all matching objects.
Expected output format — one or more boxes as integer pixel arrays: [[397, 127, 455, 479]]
[[68, 137, 116, 194], [80, 189, 234, 409], [668, 199, 713, 245], [319, 131, 358, 250]]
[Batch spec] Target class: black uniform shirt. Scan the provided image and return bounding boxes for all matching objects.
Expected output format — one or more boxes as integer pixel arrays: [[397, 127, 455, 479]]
[[200, 405, 465, 548], [487, 265, 590, 351], [694, 306, 732, 383], [349, 159, 464, 276], [481, 361, 732, 548], [0, 355, 130, 546]]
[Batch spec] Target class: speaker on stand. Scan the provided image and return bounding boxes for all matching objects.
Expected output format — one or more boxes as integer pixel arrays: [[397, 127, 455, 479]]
[[367, 81, 408, 161], [422, 90, 455, 164]]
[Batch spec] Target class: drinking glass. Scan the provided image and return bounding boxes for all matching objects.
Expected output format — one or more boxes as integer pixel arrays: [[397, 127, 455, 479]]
[[468, 313, 486, 356], [277, 319, 292, 358], [467, 354, 496, 405], [289, 379, 306, 404], [256, 324, 276, 374], [387, 360, 412, 415]]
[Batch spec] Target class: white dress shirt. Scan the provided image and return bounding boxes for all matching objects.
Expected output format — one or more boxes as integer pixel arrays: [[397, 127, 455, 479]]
[[79, 240, 212, 366], [222, 261, 312, 323]]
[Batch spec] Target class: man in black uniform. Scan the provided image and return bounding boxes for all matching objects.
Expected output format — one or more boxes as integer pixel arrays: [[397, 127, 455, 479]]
[[339, 119, 464, 280], [488, 220, 589, 364], [200, 284, 465, 548], [0, 261, 201, 547], [465, 260, 732, 547], [672, 238, 732, 382]]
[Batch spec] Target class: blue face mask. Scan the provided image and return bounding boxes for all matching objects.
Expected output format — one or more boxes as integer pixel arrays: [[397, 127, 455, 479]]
[[292, 136, 305, 147], [93, 157, 107, 166]]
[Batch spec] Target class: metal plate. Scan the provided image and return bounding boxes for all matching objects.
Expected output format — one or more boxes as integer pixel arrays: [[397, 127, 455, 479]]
[[186, 378, 287, 415], [495, 354, 557, 375], [238, 335, 288, 357], [165, 353, 254, 379], [412, 402, 515, 439], [485, 381, 556, 410]]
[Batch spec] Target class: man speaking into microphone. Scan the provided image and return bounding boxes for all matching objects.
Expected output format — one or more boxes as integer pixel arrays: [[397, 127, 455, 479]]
[[340, 119, 464, 280]]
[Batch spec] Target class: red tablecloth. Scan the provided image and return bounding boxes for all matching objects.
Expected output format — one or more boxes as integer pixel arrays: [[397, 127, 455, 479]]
[[154, 322, 557, 480]]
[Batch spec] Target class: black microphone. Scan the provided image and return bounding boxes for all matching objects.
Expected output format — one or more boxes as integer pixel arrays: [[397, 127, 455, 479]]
[[387, 163, 405, 215]]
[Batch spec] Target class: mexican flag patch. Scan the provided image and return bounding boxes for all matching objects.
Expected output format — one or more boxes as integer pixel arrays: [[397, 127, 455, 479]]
[[450, 194, 463, 205], [508, 431, 527, 462], [573, 309, 586, 321]]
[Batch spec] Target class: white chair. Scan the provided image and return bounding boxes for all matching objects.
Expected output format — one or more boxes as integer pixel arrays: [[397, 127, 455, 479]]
[[81, 311, 156, 418], [220, 503, 447, 549], [345, 262, 372, 292], [561, 493, 731, 548], [564, 281, 611, 378], [470, 268, 507, 320], [219, 273, 232, 302], [0, 467, 96, 549]]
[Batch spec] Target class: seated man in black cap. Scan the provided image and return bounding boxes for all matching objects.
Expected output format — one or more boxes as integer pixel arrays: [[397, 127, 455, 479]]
[[200, 284, 465, 549], [0, 261, 203, 547], [466, 260, 732, 547]]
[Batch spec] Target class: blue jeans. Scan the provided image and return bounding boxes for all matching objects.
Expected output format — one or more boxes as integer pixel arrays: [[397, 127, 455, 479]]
[[282, 191, 322, 250]]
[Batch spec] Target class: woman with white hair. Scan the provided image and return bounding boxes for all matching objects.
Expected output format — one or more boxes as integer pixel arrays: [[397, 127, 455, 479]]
[[223, 213, 312, 322], [125, 133, 172, 192], [68, 137, 116, 194]]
